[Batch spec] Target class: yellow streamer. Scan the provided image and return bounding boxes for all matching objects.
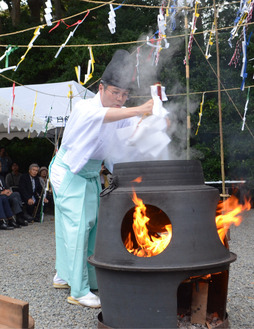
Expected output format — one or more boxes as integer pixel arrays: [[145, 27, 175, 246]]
[[28, 91, 38, 138], [15, 26, 44, 71], [195, 92, 205, 135], [205, 20, 215, 59], [75, 46, 95, 85], [194, 0, 200, 18], [67, 84, 73, 99]]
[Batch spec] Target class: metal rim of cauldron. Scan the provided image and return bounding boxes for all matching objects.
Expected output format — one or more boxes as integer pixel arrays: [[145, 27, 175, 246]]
[[88, 252, 237, 271], [97, 312, 230, 329]]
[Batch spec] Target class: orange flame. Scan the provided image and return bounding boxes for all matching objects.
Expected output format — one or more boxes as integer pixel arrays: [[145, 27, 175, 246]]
[[125, 190, 172, 257], [216, 195, 251, 244], [132, 176, 142, 183]]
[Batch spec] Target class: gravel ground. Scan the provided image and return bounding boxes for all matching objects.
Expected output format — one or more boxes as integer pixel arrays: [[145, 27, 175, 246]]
[[0, 209, 253, 329]]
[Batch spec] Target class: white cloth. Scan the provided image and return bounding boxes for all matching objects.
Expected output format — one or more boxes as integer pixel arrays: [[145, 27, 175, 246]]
[[111, 95, 171, 162]]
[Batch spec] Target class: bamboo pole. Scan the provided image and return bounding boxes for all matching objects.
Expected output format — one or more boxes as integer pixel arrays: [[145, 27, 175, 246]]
[[213, 0, 226, 197], [184, 0, 191, 160]]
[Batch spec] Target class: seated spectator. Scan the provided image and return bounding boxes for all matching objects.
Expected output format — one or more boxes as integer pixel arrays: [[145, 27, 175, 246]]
[[0, 195, 15, 230], [39, 166, 49, 189], [0, 147, 12, 178], [39, 166, 54, 213], [5, 162, 22, 192], [19, 164, 49, 222], [0, 174, 30, 226]]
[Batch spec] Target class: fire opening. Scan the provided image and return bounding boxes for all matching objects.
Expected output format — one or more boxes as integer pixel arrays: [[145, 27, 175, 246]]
[[177, 270, 229, 328], [121, 193, 172, 257]]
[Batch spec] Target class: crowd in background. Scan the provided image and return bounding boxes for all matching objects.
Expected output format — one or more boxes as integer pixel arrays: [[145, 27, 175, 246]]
[[0, 146, 53, 231]]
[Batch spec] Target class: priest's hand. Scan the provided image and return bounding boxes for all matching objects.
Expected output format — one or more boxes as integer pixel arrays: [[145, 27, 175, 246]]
[[138, 99, 154, 116]]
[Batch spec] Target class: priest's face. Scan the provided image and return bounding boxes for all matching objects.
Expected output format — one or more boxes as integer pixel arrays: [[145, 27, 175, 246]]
[[99, 83, 129, 108]]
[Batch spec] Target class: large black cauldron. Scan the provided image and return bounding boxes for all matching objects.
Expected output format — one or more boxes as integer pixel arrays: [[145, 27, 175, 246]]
[[89, 160, 236, 328]]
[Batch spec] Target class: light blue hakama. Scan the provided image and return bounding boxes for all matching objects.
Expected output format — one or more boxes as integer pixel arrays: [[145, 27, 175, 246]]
[[50, 147, 102, 298]]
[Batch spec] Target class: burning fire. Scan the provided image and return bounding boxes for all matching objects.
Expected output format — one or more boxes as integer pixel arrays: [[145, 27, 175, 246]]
[[131, 176, 142, 183], [125, 190, 172, 257], [216, 195, 251, 244], [124, 189, 251, 257]]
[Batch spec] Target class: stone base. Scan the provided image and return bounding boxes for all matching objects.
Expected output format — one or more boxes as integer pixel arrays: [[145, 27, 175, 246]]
[[97, 312, 230, 329]]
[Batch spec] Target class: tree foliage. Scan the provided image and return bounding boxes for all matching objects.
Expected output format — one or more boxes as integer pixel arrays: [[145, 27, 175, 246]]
[[0, 0, 253, 184]]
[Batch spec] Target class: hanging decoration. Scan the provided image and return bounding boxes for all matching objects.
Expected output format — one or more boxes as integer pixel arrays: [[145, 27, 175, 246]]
[[240, 27, 253, 91], [146, 1, 169, 66], [195, 92, 205, 135], [228, 41, 242, 68], [8, 82, 16, 134], [228, 0, 254, 48], [184, 0, 200, 64], [164, 0, 170, 26], [169, 0, 177, 31], [242, 87, 250, 131], [107, 1, 125, 34], [134, 46, 141, 88], [49, 11, 90, 32], [0, 45, 19, 71], [50, 11, 90, 58], [15, 26, 44, 71], [75, 46, 95, 85], [240, 26, 247, 90], [44, 0, 53, 26], [146, 34, 169, 66], [113, 0, 125, 10], [158, 3, 167, 37], [0, 66, 17, 73], [228, 0, 254, 67], [28, 92, 38, 138], [108, 4, 116, 34], [205, 19, 216, 59]]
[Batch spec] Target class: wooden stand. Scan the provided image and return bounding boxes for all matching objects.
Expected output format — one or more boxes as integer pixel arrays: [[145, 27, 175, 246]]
[[0, 295, 34, 329], [191, 282, 209, 325]]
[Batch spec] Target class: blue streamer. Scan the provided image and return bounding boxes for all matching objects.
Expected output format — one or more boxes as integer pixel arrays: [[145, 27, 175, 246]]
[[114, 0, 125, 11], [170, 1, 177, 31], [241, 29, 253, 91]]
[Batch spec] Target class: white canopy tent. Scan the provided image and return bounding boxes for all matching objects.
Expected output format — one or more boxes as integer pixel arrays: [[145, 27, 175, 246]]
[[0, 95, 54, 139], [0, 80, 95, 140]]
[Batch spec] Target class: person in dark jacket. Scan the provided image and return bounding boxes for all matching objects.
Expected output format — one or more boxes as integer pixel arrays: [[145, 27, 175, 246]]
[[5, 162, 22, 192], [19, 164, 48, 221], [0, 169, 30, 227], [0, 195, 15, 230]]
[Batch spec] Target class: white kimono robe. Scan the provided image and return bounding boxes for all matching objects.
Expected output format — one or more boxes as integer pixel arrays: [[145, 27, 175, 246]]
[[49, 92, 133, 298]]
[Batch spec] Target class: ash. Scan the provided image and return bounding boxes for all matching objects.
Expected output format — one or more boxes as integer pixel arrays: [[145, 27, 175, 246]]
[[178, 313, 223, 328]]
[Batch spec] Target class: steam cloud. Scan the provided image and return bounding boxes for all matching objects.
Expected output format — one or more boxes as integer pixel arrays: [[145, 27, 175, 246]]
[[119, 31, 201, 163]]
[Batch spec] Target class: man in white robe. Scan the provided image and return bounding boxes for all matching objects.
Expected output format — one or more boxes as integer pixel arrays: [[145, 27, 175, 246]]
[[49, 50, 154, 308]]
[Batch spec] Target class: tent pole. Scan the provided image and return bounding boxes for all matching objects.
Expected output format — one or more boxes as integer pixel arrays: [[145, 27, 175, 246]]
[[55, 127, 58, 153]]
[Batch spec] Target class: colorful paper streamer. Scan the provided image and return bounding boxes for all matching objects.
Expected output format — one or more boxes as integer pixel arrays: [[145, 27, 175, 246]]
[[8, 82, 15, 134], [195, 92, 205, 135], [28, 92, 38, 138], [242, 87, 250, 130], [75, 46, 95, 85]]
